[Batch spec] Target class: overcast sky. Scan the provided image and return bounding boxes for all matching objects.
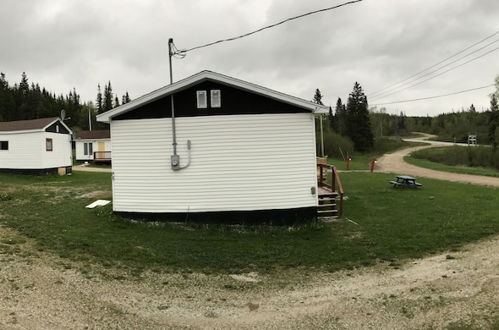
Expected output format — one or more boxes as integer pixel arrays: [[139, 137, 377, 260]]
[[1, 0, 498, 116]]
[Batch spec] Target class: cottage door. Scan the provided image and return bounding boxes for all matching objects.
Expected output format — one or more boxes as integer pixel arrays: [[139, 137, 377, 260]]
[[98, 141, 105, 152]]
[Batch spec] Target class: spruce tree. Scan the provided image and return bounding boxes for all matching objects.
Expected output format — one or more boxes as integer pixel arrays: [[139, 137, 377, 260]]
[[103, 81, 113, 112], [335, 97, 347, 135], [19, 72, 29, 94], [96, 84, 103, 114], [114, 96, 120, 108], [121, 91, 131, 104], [313, 88, 324, 105], [346, 82, 373, 152], [489, 94, 499, 151], [328, 106, 335, 130]]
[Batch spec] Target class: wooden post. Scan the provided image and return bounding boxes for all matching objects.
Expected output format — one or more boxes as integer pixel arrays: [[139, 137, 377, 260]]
[[319, 164, 324, 187], [339, 195, 344, 217], [370, 159, 376, 173], [331, 165, 336, 192]]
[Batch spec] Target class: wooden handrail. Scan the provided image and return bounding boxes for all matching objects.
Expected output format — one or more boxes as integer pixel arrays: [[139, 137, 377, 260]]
[[331, 165, 344, 218], [317, 163, 344, 218], [93, 151, 112, 160]]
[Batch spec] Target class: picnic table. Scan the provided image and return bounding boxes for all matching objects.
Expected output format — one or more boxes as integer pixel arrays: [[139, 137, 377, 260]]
[[389, 175, 423, 188]]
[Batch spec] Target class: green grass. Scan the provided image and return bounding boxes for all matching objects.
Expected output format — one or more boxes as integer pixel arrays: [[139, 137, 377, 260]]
[[405, 156, 499, 178], [1, 171, 498, 275]]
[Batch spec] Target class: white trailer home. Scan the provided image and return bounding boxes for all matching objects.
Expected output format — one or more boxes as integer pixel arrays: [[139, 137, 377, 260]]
[[97, 71, 340, 219], [74, 130, 111, 163], [0, 117, 73, 175]]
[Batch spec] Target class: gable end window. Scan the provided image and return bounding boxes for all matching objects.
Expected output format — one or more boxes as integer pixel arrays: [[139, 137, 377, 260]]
[[46, 138, 53, 152], [210, 90, 221, 108], [0, 141, 8, 150], [196, 90, 207, 109]]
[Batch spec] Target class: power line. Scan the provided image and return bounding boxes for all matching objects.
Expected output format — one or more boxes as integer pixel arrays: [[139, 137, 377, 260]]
[[178, 0, 363, 53], [370, 36, 499, 100], [370, 44, 499, 101], [371, 37, 499, 101], [371, 84, 495, 106], [369, 28, 499, 98]]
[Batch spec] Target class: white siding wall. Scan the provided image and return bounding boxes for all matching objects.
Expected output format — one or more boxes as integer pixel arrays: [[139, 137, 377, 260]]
[[0, 131, 71, 169], [111, 113, 318, 213], [42, 132, 72, 168], [75, 139, 111, 160]]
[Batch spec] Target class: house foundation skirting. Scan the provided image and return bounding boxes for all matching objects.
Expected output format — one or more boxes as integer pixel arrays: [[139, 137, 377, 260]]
[[115, 207, 318, 224], [0, 166, 72, 176]]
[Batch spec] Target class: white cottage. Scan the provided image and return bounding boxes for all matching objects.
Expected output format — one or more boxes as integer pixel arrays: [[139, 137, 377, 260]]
[[97, 71, 338, 219], [0, 117, 73, 175], [74, 130, 111, 162]]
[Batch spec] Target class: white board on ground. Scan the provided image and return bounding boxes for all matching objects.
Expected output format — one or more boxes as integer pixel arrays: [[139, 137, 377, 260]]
[[85, 200, 111, 209]]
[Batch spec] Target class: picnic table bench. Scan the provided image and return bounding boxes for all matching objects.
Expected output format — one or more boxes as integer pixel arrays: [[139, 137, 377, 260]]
[[389, 175, 423, 188]]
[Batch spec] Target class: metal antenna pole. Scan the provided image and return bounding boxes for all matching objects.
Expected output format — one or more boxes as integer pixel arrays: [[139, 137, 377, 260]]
[[88, 107, 92, 131], [169, 38, 178, 159]]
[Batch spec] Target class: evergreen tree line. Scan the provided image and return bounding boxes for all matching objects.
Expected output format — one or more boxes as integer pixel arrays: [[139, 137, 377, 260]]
[[314, 82, 374, 154], [0, 72, 131, 131], [314, 75, 499, 154]]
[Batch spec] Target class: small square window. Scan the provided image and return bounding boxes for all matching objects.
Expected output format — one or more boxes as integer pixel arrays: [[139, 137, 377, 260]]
[[0, 141, 8, 150], [197, 90, 207, 109], [46, 138, 53, 152], [211, 90, 221, 108]]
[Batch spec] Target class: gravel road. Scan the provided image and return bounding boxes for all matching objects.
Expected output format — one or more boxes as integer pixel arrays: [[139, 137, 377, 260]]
[[377, 134, 499, 187]]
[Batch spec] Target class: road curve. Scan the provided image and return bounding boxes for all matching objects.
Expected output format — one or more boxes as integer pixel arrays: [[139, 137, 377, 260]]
[[376, 134, 499, 188]]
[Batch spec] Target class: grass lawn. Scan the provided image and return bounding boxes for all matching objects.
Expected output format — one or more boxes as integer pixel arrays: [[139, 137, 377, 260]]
[[404, 156, 499, 178], [1, 171, 498, 276]]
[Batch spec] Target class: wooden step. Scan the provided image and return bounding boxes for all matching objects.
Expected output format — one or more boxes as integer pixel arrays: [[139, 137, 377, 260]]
[[319, 197, 336, 203], [317, 209, 338, 215], [319, 193, 338, 198], [317, 203, 336, 209]]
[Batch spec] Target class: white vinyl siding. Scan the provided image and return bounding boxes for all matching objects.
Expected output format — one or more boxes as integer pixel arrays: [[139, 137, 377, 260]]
[[110, 113, 317, 213], [0, 131, 71, 169], [75, 140, 111, 161]]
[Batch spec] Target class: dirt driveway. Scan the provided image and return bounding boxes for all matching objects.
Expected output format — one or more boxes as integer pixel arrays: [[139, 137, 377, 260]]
[[1, 223, 498, 329], [377, 134, 499, 187], [72, 164, 112, 173]]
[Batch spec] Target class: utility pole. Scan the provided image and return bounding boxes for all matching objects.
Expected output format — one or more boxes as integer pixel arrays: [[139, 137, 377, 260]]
[[319, 115, 325, 157], [168, 38, 179, 168]]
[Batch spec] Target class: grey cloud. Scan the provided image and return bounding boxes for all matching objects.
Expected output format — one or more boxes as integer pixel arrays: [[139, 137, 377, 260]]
[[1, 0, 498, 115]]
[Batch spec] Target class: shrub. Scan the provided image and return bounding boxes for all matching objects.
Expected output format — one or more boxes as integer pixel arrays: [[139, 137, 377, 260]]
[[412, 146, 499, 170], [322, 130, 354, 159], [373, 136, 408, 154]]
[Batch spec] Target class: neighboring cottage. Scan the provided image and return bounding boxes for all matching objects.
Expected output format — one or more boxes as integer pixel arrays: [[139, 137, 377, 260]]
[[97, 70, 332, 218], [0, 117, 73, 175], [74, 130, 111, 163]]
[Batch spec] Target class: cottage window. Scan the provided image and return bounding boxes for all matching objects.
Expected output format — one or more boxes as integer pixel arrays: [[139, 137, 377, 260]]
[[210, 90, 221, 108], [0, 141, 8, 150], [56, 125, 60, 133], [196, 90, 207, 109], [84, 142, 93, 156], [46, 138, 53, 152]]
